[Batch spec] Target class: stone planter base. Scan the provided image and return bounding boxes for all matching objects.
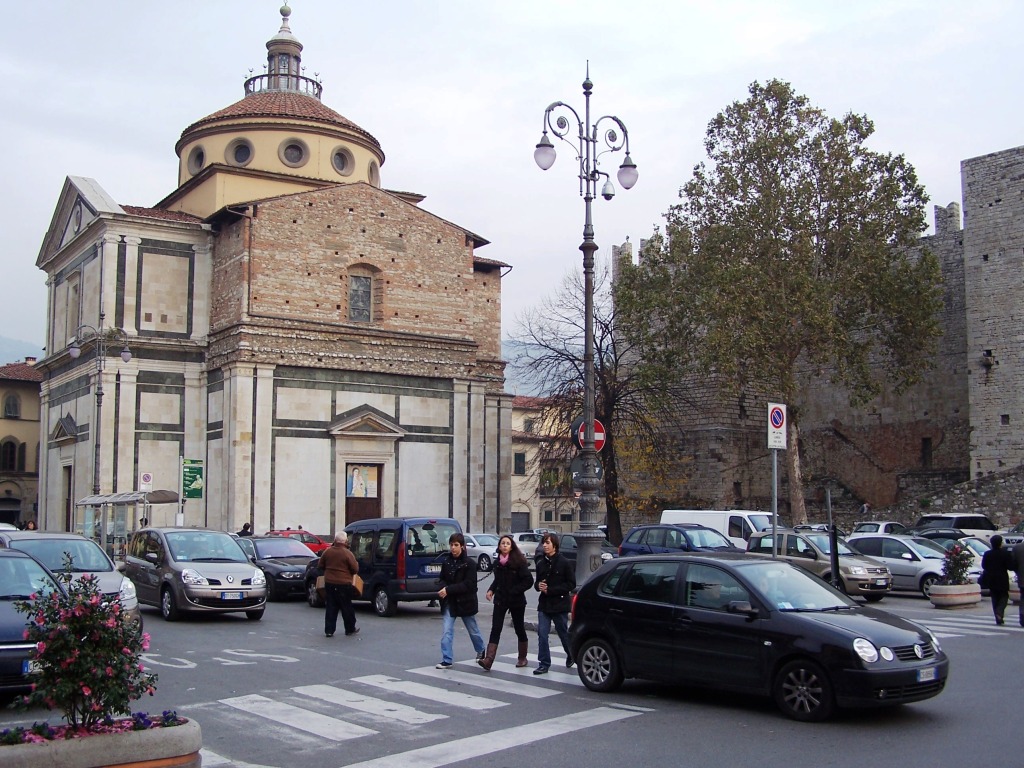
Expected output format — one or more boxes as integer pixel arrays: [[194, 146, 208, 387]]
[[929, 583, 983, 608], [1, 717, 201, 768]]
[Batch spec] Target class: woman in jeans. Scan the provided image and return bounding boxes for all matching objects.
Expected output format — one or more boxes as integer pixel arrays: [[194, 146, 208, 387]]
[[533, 533, 575, 675], [435, 533, 486, 669], [479, 535, 534, 670]]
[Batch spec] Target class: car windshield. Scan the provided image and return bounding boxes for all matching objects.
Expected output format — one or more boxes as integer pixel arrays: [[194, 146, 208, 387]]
[[853, 523, 877, 533], [0, 556, 62, 600], [406, 522, 461, 557], [749, 514, 772, 532], [472, 534, 501, 547], [908, 537, 949, 559], [234, 537, 255, 558], [166, 532, 249, 563], [253, 538, 315, 558], [10, 538, 113, 573], [961, 538, 989, 557], [803, 533, 856, 555], [739, 561, 854, 612], [683, 528, 733, 549]]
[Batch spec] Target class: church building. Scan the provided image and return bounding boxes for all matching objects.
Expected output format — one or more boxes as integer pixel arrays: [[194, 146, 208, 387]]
[[34, 5, 511, 545]]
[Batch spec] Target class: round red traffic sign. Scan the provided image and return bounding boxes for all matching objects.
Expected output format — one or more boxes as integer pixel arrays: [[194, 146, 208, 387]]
[[576, 418, 606, 452]]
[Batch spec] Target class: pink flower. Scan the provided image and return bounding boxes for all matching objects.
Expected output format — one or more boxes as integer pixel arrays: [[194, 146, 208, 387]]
[[106, 666, 114, 676], [81, 685, 91, 696], [36, 641, 46, 653]]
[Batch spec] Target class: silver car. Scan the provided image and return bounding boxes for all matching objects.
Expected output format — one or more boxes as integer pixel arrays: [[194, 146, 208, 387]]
[[846, 534, 977, 596], [123, 527, 267, 621], [463, 533, 501, 572], [0, 530, 142, 626]]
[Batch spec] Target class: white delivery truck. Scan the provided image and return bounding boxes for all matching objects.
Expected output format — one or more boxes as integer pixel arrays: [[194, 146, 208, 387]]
[[659, 509, 775, 549]]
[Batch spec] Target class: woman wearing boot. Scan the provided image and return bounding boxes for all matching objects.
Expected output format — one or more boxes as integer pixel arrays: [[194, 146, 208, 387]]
[[479, 535, 534, 671]]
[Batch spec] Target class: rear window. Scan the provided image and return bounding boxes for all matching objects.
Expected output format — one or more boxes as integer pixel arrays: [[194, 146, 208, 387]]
[[405, 522, 460, 557]]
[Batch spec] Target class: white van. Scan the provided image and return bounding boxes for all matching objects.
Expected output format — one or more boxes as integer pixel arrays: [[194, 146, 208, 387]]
[[659, 509, 775, 548]]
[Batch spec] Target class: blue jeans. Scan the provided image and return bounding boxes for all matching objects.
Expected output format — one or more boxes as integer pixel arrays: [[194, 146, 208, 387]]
[[440, 607, 485, 664], [537, 611, 570, 668]]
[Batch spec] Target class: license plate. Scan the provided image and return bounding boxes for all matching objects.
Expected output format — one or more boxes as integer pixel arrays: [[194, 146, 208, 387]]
[[917, 667, 937, 682], [22, 659, 40, 675], [425, 564, 441, 574], [221, 591, 244, 600], [875, 579, 888, 586]]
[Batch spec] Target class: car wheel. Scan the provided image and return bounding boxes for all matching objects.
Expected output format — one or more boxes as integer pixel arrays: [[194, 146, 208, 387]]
[[266, 578, 278, 602], [160, 587, 180, 622], [246, 609, 265, 621], [307, 580, 324, 608], [863, 594, 885, 603], [477, 554, 492, 572], [373, 585, 398, 617], [577, 638, 624, 693], [773, 658, 835, 722], [920, 574, 940, 596]]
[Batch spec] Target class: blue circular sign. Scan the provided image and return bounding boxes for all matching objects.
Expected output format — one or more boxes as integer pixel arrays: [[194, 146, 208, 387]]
[[770, 407, 785, 429]]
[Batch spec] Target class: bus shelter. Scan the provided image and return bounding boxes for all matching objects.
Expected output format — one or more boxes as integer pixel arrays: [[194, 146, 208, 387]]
[[74, 490, 179, 558]]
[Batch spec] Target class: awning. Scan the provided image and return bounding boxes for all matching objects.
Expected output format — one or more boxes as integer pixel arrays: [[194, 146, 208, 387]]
[[75, 489, 179, 507]]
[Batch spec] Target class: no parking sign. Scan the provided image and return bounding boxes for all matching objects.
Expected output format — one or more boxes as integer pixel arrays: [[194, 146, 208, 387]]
[[767, 403, 787, 450]]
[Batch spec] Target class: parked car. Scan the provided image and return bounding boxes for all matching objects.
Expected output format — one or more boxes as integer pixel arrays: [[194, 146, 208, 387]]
[[266, 530, 329, 555], [501, 532, 546, 559], [794, 523, 849, 537], [851, 521, 908, 535], [845, 534, 976, 596], [905, 527, 968, 549], [123, 527, 268, 621], [746, 529, 891, 601], [463, 533, 501, 572], [0, 548, 66, 692], [618, 523, 741, 557], [0, 523, 18, 530], [1001, 520, 1024, 547], [568, 552, 949, 721], [533, 533, 616, 567], [240, 535, 319, 601], [0, 530, 142, 625], [911, 513, 1001, 542], [304, 517, 462, 616]]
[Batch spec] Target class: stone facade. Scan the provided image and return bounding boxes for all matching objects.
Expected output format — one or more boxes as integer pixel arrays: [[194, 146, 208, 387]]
[[0, 359, 42, 526]]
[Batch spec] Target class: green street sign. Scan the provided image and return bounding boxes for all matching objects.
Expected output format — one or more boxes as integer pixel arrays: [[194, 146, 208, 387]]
[[183, 459, 204, 499]]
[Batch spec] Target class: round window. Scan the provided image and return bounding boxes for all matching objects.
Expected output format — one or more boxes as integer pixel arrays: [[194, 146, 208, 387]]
[[187, 146, 206, 176], [279, 138, 309, 168], [332, 146, 354, 177], [225, 139, 254, 168]]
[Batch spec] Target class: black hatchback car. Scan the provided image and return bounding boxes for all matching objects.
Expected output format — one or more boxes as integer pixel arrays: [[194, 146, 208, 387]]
[[235, 535, 318, 601], [568, 553, 949, 721]]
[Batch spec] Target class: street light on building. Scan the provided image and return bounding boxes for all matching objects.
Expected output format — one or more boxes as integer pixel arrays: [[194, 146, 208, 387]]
[[533, 68, 637, 583], [68, 315, 132, 496]]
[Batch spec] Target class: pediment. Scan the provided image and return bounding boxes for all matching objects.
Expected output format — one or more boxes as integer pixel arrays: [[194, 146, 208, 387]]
[[51, 414, 79, 444], [327, 405, 407, 439], [37, 176, 124, 269]]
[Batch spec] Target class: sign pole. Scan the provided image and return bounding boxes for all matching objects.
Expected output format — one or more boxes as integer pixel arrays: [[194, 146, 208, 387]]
[[771, 448, 778, 559], [767, 403, 787, 559]]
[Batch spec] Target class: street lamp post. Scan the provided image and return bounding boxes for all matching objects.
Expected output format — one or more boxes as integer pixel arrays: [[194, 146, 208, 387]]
[[68, 314, 132, 496], [534, 69, 638, 584]]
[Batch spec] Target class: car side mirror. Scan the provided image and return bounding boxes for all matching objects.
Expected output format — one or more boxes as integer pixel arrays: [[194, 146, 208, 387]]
[[144, 552, 159, 564], [115, 561, 127, 572], [901, 553, 915, 561], [727, 600, 758, 618]]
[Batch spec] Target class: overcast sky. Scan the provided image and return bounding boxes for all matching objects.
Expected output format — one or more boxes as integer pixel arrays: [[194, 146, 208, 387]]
[[3, 0, 1021, 351]]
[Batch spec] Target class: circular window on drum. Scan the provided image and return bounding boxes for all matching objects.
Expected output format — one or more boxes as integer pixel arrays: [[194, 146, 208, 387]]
[[225, 138, 254, 168], [331, 146, 355, 177], [186, 145, 206, 176], [278, 137, 310, 168]]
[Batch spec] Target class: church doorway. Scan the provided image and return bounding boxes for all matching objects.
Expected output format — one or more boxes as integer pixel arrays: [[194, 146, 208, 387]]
[[345, 463, 381, 525]]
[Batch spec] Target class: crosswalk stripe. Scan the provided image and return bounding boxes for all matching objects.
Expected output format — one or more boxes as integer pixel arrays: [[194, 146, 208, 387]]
[[352, 674, 507, 710], [456, 658, 585, 686], [293, 684, 448, 724], [408, 665, 562, 698], [221, 694, 377, 740], [338, 705, 643, 768]]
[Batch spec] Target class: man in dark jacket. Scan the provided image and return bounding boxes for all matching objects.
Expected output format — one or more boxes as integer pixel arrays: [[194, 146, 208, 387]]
[[318, 531, 360, 637], [534, 533, 576, 675], [435, 533, 486, 669], [981, 534, 1014, 625]]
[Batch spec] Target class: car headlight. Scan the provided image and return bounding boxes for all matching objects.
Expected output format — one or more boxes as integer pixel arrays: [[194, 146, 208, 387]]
[[252, 569, 267, 586], [853, 637, 879, 663], [879, 646, 894, 661], [846, 566, 867, 576], [282, 571, 302, 579], [181, 568, 209, 586], [119, 578, 138, 606]]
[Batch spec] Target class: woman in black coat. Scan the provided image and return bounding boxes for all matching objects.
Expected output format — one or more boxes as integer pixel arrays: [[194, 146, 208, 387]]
[[479, 535, 534, 670], [981, 534, 1014, 625], [435, 533, 486, 669], [533, 533, 576, 675]]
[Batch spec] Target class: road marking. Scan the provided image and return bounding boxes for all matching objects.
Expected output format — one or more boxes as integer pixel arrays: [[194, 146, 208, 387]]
[[408, 665, 562, 698], [221, 694, 377, 740], [293, 684, 447, 724], [458, 658, 585, 686], [338, 706, 643, 768], [352, 674, 507, 710]]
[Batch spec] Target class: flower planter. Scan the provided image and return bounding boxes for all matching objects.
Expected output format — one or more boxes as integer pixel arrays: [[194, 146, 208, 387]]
[[929, 582, 982, 608], [0, 718, 201, 768]]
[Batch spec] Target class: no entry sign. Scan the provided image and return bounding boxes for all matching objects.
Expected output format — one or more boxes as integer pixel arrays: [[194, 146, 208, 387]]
[[570, 417, 607, 452]]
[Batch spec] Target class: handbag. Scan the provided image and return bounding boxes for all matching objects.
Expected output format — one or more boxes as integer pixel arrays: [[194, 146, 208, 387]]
[[351, 573, 364, 597], [978, 571, 990, 589], [315, 575, 326, 599]]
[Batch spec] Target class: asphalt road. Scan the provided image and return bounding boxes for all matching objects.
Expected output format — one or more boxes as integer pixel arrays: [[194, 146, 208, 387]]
[[1, 583, 1019, 768]]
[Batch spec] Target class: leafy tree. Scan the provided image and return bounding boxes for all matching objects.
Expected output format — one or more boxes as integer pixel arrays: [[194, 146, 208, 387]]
[[615, 79, 943, 524], [510, 260, 693, 543]]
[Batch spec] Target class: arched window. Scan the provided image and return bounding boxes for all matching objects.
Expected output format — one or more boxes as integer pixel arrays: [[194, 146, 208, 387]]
[[3, 395, 19, 419], [0, 440, 17, 472]]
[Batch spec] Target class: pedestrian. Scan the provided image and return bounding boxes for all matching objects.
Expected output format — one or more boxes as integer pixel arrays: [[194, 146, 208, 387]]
[[479, 534, 534, 670], [533, 532, 575, 675], [24, 520, 37, 531], [981, 534, 1013, 625], [318, 531, 360, 637], [435, 532, 486, 669], [237, 522, 252, 536]]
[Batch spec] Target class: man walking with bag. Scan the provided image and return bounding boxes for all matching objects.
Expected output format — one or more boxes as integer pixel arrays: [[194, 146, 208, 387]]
[[319, 532, 360, 637]]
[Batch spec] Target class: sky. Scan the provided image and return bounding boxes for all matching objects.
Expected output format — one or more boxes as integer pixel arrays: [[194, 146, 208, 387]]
[[2, 0, 1022, 351]]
